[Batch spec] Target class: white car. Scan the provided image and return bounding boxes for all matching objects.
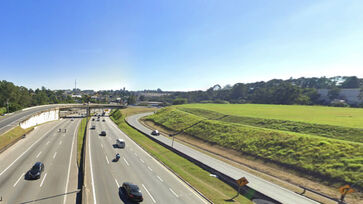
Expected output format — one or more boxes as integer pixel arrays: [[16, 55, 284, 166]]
[[151, 130, 160, 136]]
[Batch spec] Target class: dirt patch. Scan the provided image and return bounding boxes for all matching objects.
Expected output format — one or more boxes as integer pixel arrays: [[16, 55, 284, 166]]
[[142, 119, 363, 204]]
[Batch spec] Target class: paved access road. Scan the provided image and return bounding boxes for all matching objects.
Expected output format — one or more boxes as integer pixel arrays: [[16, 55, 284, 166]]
[[127, 113, 319, 204], [0, 118, 79, 203], [0, 104, 72, 135], [87, 116, 208, 204]]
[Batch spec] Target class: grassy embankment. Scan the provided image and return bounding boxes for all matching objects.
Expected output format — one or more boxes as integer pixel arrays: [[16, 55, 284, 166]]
[[77, 117, 88, 166], [145, 105, 363, 189], [0, 107, 6, 115], [111, 107, 252, 204], [0, 126, 34, 150]]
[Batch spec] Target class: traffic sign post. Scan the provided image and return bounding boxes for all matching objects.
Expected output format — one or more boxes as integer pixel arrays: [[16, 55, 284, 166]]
[[229, 177, 249, 200]]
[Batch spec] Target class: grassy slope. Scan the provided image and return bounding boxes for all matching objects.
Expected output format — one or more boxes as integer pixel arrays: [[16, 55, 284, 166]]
[[177, 104, 363, 128], [146, 107, 363, 188], [0, 126, 34, 150], [77, 117, 88, 166], [179, 107, 363, 143], [111, 108, 252, 203]]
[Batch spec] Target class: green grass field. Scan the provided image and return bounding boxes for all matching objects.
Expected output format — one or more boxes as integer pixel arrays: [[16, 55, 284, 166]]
[[177, 104, 363, 128], [111, 108, 252, 203], [77, 117, 88, 166], [145, 104, 363, 189], [0, 126, 34, 151]]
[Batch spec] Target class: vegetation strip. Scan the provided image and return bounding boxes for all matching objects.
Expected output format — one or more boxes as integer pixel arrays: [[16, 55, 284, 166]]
[[145, 106, 363, 189], [77, 117, 88, 166], [110, 108, 252, 203], [0, 126, 34, 153], [179, 107, 363, 143]]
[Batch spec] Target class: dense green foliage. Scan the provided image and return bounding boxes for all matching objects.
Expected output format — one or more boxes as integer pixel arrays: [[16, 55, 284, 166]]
[[146, 107, 363, 188], [110, 109, 251, 203], [0, 80, 75, 113], [179, 107, 363, 143], [77, 117, 88, 166]]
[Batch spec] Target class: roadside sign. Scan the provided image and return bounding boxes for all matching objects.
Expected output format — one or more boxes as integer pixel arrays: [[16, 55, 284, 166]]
[[236, 177, 249, 186], [339, 185, 355, 195]]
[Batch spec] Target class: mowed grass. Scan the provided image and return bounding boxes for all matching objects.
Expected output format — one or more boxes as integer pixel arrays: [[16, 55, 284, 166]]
[[177, 104, 363, 128], [77, 117, 88, 166], [179, 107, 363, 143], [146, 107, 363, 189], [111, 108, 252, 204], [0, 126, 34, 150]]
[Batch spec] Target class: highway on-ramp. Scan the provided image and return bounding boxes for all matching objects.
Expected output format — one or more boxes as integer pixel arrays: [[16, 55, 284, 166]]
[[87, 116, 208, 204], [0, 118, 79, 203], [127, 112, 320, 204]]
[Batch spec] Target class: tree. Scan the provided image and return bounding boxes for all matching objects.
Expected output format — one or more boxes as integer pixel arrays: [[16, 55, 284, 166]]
[[230, 83, 248, 100], [328, 87, 341, 100], [341, 76, 360, 88], [173, 98, 188, 105], [127, 94, 136, 105]]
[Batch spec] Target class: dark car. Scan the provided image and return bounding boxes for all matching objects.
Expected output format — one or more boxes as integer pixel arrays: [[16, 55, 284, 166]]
[[92, 118, 95, 121], [91, 125, 96, 130], [121, 182, 143, 202], [100, 131, 106, 136], [27, 162, 44, 179], [102, 119, 105, 122], [151, 130, 160, 136]]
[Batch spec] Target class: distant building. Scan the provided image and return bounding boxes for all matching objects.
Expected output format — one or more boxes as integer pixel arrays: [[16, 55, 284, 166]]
[[317, 88, 362, 105]]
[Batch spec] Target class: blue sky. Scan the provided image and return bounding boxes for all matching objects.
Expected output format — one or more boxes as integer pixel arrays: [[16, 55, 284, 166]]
[[1, 0, 363, 91]]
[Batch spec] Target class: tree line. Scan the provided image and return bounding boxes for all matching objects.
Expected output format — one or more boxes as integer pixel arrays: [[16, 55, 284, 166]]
[[145, 76, 363, 107], [0, 80, 75, 114]]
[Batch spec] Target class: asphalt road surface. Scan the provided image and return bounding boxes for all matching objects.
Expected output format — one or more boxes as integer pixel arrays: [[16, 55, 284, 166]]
[[0, 118, 79, 203], [127, 112, 319, 204], [0, 104, 70, 135], [87, 116, 208, 204]]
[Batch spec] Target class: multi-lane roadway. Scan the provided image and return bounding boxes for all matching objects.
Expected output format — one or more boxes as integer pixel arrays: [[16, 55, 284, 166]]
[[0, 118, 79, 203], [87, 116, 208, 203]]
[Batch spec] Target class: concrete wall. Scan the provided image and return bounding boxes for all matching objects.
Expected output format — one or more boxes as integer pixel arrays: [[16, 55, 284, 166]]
[[20, 109, 59, 129], [317, 88, 362, 104]]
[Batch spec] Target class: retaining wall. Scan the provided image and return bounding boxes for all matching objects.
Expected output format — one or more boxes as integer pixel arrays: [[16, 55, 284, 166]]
[[20, 109, 59, 129]]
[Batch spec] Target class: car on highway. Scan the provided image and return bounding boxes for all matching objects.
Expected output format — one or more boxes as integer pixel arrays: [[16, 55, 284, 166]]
[[116, 138, 125, 148], [27, 162, 44, 179], [102, 119, 105, 122], [121, 182, 143, 202], [92, 118, 95, 121], [100, 131, 106, 136], [71, 118, 74, 121], [91, 125, 96, 129], [151, 130, 160, 136]]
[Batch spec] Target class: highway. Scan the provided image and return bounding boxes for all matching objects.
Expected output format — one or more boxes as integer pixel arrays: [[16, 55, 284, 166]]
[[0, 118, 79, 203], [127, 112, 319, 204], [0, 104, 69, 135], [87, 116, 208, 204]]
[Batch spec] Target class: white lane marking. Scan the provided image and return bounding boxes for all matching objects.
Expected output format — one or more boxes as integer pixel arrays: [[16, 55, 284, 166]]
[[123, 157, 129, 166], [89, 124, 97, 204], [40, 173, 47, 187], [157, 176, 163, 182], [105, 156, 109, 164], [46, 141, 50, 145], [114, 178, 119, 187], [140, 158, 144, 163], [36, 152, 42, 158], [109, 117, 209, 204], [169, 188, 179, 198], [0, 123, 62, 176], [101, 144, 103, 149], [53, 152, 57, 159], [59, 141, 62, 145], [13, 173, 25, 187], [135, 153, 138, 156], [148, 166, 153, 171], [63, 121, 79, 204], [142, 184, 156, 203]]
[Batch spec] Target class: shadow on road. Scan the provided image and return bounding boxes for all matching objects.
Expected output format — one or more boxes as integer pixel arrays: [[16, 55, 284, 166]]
[[19, 190, 80, 203]]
